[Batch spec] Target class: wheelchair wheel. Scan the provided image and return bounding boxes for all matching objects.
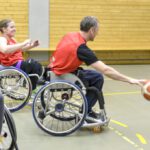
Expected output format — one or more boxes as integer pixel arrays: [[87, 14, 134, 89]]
[[0, 68, 32, 112], [0, 107, 17, 150], [32, 81, 88, 136]]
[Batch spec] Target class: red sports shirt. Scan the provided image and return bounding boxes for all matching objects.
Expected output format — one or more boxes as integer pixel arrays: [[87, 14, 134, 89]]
[[49, 32, 86, 75], [0, 38, 23, 66]]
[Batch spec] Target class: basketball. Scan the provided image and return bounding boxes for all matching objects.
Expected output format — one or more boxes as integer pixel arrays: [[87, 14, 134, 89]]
[[141, 80, 150, 101]]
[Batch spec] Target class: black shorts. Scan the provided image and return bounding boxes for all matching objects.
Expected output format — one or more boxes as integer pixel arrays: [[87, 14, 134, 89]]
[[13, 59, 42, 90]]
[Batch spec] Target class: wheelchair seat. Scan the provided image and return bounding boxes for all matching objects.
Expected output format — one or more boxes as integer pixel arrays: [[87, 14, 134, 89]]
[[47, 71, 86, 94]]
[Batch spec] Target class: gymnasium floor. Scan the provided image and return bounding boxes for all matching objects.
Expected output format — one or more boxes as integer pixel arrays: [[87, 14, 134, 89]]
[[13, 65, 150, 150]]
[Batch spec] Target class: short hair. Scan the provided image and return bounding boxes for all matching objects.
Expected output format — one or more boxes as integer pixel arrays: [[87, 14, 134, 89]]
[[0, 19, 12, 33], [80, 16, 99, 32]]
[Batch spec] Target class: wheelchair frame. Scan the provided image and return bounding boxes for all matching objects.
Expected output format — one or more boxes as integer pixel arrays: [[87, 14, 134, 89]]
[[0, 93, 19, 150], [32, 71, 109, 136]]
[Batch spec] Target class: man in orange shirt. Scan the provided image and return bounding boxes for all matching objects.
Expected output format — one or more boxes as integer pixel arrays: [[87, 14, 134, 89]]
[[48, 16, 145, 120]]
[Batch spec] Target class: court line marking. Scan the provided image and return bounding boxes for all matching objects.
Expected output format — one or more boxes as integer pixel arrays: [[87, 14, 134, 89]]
[[110, 119, 147, 148], [136, 133, 147, 145], [5, 88, 147, 147], [109, 126, 144, 150], [104, 91, 140, 96], [111, 119, 128, 128], [105, 91, 147, 146]]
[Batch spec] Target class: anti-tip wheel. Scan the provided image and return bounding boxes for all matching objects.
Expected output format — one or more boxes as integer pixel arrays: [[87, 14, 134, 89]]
[[93, 126, 102, 133]]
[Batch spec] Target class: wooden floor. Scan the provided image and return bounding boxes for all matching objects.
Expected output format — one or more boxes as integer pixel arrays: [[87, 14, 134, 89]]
[[12, 65, 150, 150]]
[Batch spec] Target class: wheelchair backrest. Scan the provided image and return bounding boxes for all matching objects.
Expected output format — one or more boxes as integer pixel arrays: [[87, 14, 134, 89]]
[[47, 71, 86, 91]]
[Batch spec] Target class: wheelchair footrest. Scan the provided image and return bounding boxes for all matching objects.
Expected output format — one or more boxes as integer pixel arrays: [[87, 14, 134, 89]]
[[81, 117, 110, 128]]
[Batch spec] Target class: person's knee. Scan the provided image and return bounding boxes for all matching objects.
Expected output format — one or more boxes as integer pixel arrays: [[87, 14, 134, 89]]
[[91, 70, 104, 82], [34, 62, 42, 76], [94, 71, 104, 84], [27, 59, 42, 76], [94, 72, 104, 90]]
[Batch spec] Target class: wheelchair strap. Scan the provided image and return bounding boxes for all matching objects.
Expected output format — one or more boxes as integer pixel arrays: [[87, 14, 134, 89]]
[[15, 60, 22, 69]]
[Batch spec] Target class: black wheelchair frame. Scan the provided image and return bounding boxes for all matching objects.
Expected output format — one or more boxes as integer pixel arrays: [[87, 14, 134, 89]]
[[0, 93, 19, 150]]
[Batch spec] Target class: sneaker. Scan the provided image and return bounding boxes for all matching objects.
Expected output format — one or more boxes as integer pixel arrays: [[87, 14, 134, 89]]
[[84, 110, 100, 123], [87, 110, 101, 119], [87, 110, 108, 122]]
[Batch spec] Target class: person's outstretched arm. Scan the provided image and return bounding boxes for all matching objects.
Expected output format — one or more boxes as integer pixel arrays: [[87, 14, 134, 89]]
[[0, 37, 31, 54], [22, 40, 40, 51], [91, 60, 145, 86]]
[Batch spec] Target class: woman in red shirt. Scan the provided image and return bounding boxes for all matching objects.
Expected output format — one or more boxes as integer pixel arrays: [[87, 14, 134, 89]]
[[0, 19, 42, 90]]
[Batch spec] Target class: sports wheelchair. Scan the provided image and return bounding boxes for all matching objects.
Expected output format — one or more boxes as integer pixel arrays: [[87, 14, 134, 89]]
[[0, 65, 36, 112], [32, 71, 110, 136], [0, 93, 19, 150]]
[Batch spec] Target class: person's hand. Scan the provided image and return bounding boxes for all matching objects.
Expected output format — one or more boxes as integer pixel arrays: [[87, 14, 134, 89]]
[[31, 40, 40, 47], [129, 78, 146, 87]]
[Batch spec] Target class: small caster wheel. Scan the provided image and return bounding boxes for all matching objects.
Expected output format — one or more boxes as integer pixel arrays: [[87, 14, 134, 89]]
[[93, 126, 101, 133]]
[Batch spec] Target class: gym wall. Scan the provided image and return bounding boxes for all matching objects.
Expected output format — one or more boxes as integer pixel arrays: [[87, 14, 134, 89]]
[[1, 0, 150, 64], [0, 0, 28, 41]]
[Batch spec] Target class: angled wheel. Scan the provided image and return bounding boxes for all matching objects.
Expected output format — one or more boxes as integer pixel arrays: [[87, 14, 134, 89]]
[[0, 67, 32, 112], [0, 106, 17, 150], [32, 81, 88, 136]]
